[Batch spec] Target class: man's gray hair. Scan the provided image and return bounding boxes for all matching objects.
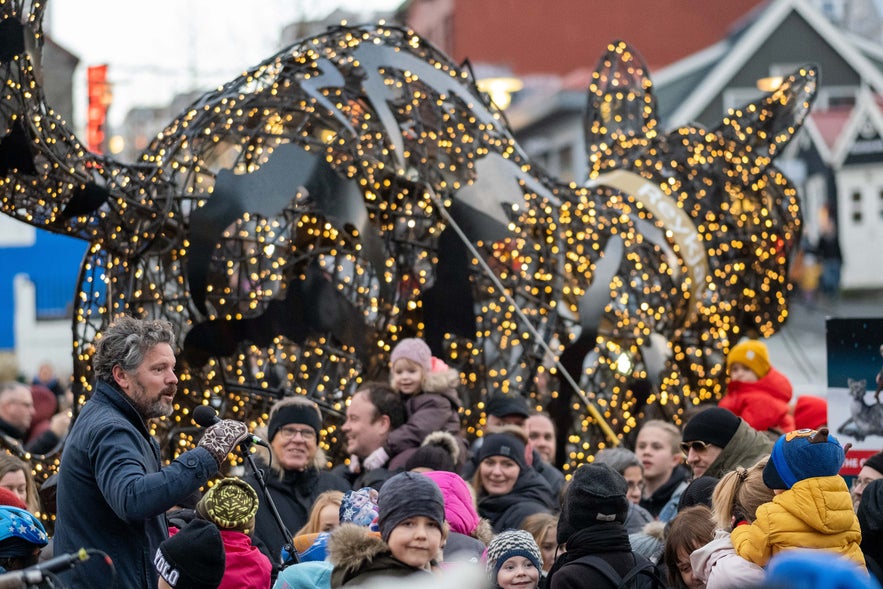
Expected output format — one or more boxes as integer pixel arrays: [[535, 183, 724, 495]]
[[92, 316, 175, 383]]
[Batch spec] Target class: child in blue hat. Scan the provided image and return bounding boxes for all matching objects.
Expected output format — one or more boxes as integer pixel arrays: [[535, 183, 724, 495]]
[[730, 427, 865, 568]]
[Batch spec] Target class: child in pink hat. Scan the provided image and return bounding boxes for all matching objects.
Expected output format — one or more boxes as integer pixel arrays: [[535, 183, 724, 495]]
[[361, 337, 465, 471]]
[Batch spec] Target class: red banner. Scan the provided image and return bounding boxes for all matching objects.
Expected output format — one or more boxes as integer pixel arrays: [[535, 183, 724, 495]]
[[841, 449, 878, 476], [87, 64, 110, 153]]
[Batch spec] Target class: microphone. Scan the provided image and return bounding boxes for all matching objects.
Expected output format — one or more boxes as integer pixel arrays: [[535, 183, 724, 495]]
[[0, 548, 90, 588], [192, 406, 268, 448]]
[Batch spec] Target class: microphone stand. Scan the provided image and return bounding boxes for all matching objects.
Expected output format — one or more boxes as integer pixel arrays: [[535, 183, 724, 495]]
[[239, 443, 299, 569]]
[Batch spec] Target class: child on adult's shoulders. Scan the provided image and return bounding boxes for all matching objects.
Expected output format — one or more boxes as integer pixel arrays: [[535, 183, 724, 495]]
[[730, 427, 865, 568], [719, 339, 795, 435], [361, 337, 464, 471]]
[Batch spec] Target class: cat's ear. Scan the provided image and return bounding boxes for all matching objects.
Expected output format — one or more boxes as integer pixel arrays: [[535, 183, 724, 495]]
[[713, 65, 819, 168], [584, 41, 658, 176]]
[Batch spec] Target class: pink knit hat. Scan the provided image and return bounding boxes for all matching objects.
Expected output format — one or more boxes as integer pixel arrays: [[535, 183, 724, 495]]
[[390, 338, 432, 372], [421, 470, 479, 536]]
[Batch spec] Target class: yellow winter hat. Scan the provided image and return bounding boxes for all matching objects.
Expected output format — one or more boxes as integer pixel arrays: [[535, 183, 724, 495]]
[[727, 340, 770, 378]]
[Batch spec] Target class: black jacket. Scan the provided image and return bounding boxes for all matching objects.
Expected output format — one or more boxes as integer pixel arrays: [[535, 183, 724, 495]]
[[640, 464, 690, 517], [858, 478, 883, 585], [243, 460, 350, 567], [477, 466, 557, 532], [548, 523, 640, 589], [331, 462, 396, 491]]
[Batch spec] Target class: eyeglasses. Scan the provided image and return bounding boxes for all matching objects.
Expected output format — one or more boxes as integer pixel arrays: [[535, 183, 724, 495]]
[[277, 426, 317, 441], [626, 481, 645, 492], [852, 477, 879, 491], [680, 440, 712, 454]]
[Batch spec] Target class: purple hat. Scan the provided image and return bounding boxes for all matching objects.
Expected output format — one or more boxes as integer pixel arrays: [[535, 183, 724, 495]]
[[390, 338, 432, 371]]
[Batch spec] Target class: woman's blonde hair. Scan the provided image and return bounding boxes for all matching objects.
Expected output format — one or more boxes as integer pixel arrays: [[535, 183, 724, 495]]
[[296, 489, 344, 536], [711, 456, 773, 530], [0, 454, 40, 514]]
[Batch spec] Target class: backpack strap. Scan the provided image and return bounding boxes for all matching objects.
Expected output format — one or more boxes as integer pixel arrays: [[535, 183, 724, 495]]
[[569, 552, 663, 589], [568, 554, 624, 587], [617, 552, 663, 588]]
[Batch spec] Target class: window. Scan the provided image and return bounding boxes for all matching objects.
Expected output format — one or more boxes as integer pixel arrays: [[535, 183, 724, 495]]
[[852, 190, 863, 223]]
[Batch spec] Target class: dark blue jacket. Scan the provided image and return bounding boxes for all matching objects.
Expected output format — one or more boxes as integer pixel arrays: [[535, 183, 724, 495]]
[[55, 380, 218, 588]]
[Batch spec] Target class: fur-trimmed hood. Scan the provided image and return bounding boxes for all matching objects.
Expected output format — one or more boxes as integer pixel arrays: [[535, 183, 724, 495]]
[[327, 524, 387, 576], [422, 367, 461, 394], [421, 431, 461, 465], [326, 523, 436, 587]]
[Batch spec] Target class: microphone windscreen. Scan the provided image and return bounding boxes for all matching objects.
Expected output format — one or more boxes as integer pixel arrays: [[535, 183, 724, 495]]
[[192, 405, 219, 427]]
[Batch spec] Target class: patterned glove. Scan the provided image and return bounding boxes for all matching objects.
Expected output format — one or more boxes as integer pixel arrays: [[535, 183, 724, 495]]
[[363, 446, 389, 471], [198, 420, 249, 467]]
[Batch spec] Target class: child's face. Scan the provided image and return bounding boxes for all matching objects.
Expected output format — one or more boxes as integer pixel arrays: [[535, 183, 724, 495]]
[[635, 425, 682, 482], [391, 359, 424, 395], [677, 547, 702, 589], [318, 503, 340, 532], [386, 515, 444, 568], [729, 362, 758, 383], [497, 555, 540, 589], [538, 527, 557, 573]]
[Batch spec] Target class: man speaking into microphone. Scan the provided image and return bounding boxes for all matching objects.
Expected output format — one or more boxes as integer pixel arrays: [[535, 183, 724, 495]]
[[55, 317, 249, 589]]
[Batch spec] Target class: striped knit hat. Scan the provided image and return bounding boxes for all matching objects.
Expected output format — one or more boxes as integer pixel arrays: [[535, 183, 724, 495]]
[[486, 529, 543, 580]]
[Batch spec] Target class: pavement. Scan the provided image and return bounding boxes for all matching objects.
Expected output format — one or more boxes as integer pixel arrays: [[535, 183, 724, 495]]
[[765, 290, 883, 397]]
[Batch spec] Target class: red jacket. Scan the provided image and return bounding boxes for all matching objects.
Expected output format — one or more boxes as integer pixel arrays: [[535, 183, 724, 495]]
[[218, 529, 272, 589], [719, 367, 795, 433]]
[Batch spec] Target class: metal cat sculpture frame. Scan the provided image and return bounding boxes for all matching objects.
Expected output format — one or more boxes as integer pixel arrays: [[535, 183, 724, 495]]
[[0, 0, 816, 476]]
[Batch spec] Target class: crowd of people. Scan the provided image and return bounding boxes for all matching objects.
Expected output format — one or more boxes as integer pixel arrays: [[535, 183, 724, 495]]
[[0, 319, 880, 589]]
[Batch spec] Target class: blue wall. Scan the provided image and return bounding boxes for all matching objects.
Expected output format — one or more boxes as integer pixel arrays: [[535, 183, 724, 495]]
[[0, 229, 87, 349]]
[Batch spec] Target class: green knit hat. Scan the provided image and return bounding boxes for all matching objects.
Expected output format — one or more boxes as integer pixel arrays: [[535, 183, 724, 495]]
[[197, 477, 259, 534]]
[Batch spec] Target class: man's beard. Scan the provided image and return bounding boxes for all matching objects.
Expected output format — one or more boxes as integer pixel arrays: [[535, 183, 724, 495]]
[[129, 381, 175, 420]]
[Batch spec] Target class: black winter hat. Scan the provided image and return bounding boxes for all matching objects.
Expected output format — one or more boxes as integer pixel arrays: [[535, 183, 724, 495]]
[[155, 519, 225, 589], [682, 407, 741, 448], [267, 402, 323, 442], [557, 462, 629, 544], [404, 439, 457, 473], [486, 394, 530, 419], [863, 451, 883, 476], [676, 476, 720, 511], [477, 432, 527, 470]]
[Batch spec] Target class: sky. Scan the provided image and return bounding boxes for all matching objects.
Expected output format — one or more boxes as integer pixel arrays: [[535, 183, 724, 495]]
[[46, 0, 403, 129]]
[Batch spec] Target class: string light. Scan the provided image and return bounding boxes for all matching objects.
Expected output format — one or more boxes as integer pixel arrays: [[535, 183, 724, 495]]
[[0, 4, 816, 493]]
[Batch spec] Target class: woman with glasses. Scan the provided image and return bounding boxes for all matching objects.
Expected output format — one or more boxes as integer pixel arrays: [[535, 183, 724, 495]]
[[243, 396, 351, 572]]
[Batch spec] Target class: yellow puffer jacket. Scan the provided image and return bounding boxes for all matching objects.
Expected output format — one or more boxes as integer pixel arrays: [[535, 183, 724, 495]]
[[731, 475, 865, 568]]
